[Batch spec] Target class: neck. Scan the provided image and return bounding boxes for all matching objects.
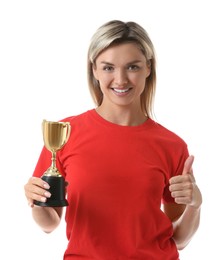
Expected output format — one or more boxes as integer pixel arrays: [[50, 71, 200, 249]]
[[96, 105, 148, 126]]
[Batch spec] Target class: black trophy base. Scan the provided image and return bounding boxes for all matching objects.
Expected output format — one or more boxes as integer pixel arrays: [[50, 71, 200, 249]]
[[34, 175, 68, 207]]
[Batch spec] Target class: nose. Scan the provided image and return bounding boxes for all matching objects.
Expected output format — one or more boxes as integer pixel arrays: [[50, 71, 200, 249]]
[[114, 69, 128, 87]]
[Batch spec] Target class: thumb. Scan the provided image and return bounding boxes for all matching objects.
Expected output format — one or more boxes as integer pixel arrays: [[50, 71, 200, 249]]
[[182, 155, 194, 175]]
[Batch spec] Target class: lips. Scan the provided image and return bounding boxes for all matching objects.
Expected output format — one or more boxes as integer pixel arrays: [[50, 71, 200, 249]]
[[112, 88, 131, 93]]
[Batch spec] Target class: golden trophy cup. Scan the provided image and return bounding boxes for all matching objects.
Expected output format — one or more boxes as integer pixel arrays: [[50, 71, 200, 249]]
[[34, 120, 71, 207]]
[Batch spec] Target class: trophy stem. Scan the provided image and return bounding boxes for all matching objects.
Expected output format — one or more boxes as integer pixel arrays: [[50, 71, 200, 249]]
[[43, 151, 61, 177], [51, 151, 57, 170]]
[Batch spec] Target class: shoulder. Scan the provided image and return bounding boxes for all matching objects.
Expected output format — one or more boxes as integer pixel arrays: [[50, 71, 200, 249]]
[[149, 119, 187, 147], [59, 109, 94, 125]]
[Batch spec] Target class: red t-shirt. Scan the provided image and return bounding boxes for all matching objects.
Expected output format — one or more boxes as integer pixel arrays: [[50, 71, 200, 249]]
[[33, 109, 189, 260]]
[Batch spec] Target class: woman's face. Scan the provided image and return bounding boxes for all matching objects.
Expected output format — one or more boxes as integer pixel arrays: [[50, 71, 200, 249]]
[[93, 42, 150, 110]]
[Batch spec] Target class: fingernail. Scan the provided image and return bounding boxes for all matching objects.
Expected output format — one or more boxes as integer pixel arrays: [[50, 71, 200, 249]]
[[43, 183, 50, 189], [44, 191, 51, 198], [41, 197, 47, 202]]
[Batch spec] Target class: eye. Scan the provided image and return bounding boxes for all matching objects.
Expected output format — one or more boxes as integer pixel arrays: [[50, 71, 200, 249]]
[[103, 65, 114, 72], [128, 64, 140, 71]]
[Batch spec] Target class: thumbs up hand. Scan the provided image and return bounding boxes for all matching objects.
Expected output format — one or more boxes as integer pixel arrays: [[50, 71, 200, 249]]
[[169, 155, 202, 209]]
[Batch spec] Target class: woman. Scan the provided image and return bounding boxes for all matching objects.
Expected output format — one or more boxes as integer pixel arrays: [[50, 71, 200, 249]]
[[24, 20, 202, 259]]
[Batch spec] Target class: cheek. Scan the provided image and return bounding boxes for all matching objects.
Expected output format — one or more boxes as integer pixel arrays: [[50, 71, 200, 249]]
[[98, 75, 113, 87], [130, 74, 146, 86]]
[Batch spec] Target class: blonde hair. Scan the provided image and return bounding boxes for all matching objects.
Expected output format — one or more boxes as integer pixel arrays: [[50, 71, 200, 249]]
[[87, 20, 156, 118]]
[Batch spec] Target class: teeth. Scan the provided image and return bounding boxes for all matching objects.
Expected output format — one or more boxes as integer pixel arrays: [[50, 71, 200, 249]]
[[113, 88, 129, 93]]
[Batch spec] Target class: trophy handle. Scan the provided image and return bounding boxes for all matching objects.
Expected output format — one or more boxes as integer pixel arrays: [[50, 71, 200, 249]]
[[64, 122, 71, 144]]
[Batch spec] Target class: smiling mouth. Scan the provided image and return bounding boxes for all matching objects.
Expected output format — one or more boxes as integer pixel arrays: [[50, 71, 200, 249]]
[[112, 88, 131, 93]]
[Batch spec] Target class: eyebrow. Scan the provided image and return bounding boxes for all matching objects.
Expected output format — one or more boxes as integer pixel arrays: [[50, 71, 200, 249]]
[[99, 60, 143, 66]]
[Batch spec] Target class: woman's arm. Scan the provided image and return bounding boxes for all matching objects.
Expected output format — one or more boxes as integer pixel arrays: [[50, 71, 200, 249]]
[[164, 202, 201, 249], [32, 206, 63, 233], [164, 155, 202, 250], [24, 177, 63, 233]]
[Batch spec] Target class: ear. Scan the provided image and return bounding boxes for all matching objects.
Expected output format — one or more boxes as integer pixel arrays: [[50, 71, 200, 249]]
[[146, 61, 151, 78], [147, 69, 151, 78], [92, 64, 99, 80]]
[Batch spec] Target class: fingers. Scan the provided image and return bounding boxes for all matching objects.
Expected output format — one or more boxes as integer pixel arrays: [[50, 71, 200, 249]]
[[24, 177, 51, 207], [169, 180, 202, 208], [169, 178, 194, 205]]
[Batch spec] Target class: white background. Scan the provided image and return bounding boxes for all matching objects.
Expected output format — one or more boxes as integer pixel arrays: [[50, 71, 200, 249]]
[[0, 0, 221, 259]]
